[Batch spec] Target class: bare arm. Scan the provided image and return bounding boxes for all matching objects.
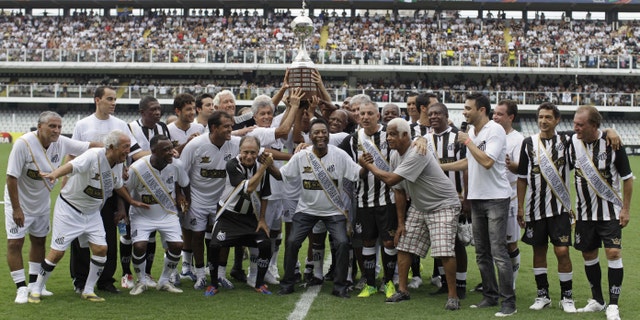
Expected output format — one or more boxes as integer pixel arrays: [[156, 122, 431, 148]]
[[358, 154, 404, 186], [440, 158, 468, 172], [274, 87, 303, 139], [6, 175, 25, 227], [393, 189, 408, 246], [247, 153, 273, 193], [456, 131, 495, 169], [311, 70, 333, 103], [516, 178, 527, 228], [620, 177, 633, 227], [271, 70, 290, 107]]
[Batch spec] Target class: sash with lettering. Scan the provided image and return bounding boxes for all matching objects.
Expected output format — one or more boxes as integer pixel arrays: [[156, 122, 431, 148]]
[[534, 134, 573, 215], [424, 133, 439, 161], [97, 150, 114, 208], [572, 135, 623, 208], [215, 179, 261, 221], [131, 159, 178, 215], [19, 132, 55, 191], [358, 128, 389, 172]]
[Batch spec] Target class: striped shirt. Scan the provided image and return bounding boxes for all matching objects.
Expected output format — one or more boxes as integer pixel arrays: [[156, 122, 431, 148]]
[[569, 131, 633, 221], [424, 126, 466, 193], [517, 132, 572, 221], [128, 119, 171, 152], [218, 157, 271, 216], [410, 121, 431, 140]]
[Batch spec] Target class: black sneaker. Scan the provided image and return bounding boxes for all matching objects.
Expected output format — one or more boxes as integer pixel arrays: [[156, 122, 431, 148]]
[[324, 266, 335, 282], [301, 276, 323, 288], [430, 285, 448, 295], [470, 298, 499, 308], [97, 284, 121, 294], [385, 291, 411, 303], [230, 268, 247, 282]]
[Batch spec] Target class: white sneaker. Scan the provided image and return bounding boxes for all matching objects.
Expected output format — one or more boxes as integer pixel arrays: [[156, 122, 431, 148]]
[[193, 277, 207, 290], [268, 265, 280, 280], [218, 276, 235, 289], [27, 283, 53, 297], [145, 274, 157, 287], [169, 271, 181, 286], [15, 287, 28, 304], [264, 271, 280, 285], [529, 297, 552, 310], [560, 297, 577, 313], [430, 276, 442, 288], [121, 274, 134, 289], [157, 281, 183, 293], [408, 276, 423, 289], [578, 299, 606, 313], [129, 281, 147, 296], [606, 305, 621, 320]]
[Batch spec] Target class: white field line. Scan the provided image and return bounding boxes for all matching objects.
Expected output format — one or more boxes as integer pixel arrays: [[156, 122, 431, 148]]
[[287, 253, 333, 320]]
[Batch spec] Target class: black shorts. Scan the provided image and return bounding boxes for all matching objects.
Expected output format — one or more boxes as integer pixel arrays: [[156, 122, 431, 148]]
[[210, 210, 269, 248], [574, 220, 622, 252], [354, 204, 397, 242], [521, 213, 572, 247]]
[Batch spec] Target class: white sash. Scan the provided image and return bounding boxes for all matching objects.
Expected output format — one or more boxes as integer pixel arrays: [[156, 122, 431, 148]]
[[534, 134, 573, 214], [215, 181, 261, 221], [305, 150, 346, 213], [19, 132, 55, 191], [572, 135, 623, 208], [358, 129, 390, 172], [424, 133, 439, 160], [131, 159, 178, 215], [98, 150, 114, 207]]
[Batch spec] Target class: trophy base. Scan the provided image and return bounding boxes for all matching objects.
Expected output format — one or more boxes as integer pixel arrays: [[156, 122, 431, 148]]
[[287, 66, 318, 100]]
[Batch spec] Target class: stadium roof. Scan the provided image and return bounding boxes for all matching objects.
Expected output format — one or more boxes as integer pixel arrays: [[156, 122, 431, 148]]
[[1, 0, 639, 12]]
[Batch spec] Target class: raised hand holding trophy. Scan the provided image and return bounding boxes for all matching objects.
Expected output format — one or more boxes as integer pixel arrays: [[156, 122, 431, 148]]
[[288, 1, 318, 101]]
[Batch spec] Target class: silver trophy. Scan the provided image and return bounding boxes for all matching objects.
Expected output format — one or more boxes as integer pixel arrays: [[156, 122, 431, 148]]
[[288, 4, 318, 100]]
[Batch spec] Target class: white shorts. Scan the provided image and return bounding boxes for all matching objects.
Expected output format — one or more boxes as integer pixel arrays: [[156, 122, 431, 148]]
[[183, 206, 215, 232], [5, 208, 50, 239], [506, 199, 520, 244], [50, 198, 106, 251], [265, 199, 283, 231], [281, 199, 297, 223], [130, 212, 182, 244]]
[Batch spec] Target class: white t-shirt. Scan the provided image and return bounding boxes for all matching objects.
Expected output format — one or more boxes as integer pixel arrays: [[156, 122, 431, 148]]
[[167, 122, 205, 147], [5, 133, 89, 216], [466, 120, 512, 199], [280, 145, 360, 216], [72, 114, 141, 157], [505, 129, 524, 199], [60, 148, 125, 214], [127, 155, 189, 219], [179, 134, 240, 209]]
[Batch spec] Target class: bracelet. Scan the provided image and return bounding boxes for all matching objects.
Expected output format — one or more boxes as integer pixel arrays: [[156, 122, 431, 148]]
[[464, 138, 472, 145]]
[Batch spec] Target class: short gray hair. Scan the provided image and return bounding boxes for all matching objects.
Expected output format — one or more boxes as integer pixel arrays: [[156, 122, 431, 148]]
[[251, 94, 274, 115], [37, 111, 62, 125], [103, 129, 128, 149], [388, 118, 410, 136], [213, 90, 235, 107], [349, 94, 371, 107]]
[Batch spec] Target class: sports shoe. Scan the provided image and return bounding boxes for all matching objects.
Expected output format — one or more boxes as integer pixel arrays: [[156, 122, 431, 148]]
[[445, 298, 461, 310], [193, 277, 207, 290], [357, 284, 377, 298], [470, 298, 498, 308], [354, 278, 367, 290], [430, 285, 448, 295], [529, 297, 552, 310], [157, 281, 183, 293], [230, 268, 247, 282], [324, 266, 335, 281], [408, 276, 423, 289], [246, 271, 257, 288], [169, 271, 181, 286], [495, 306, 517, 317], [180, 270, 197, 282], [383, 281, 396, 299], [218, 277, 235, 289], [129, 281, 147, 296], [28, 292, 41, 304], [204, 285, 218, 297], [255, 284, 272, 295], [606, 304, 621, 320], [303, 276, 324, 287], [121, 274, 134, 289], [81, 292, 105, 302], [15, 286, 28, 304], [28, 283, 53, 297], [560, 297, 577, 313], [264, 271, 280, 285], [430, 275, 442, 288], [145, 274, 157, 287], [578, 299, 606, 313], [385, 291, 410, 303]]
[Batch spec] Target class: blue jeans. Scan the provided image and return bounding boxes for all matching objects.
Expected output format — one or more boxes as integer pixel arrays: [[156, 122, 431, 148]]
[[280, 213, 350, 292], [471, 198, 516, 308]]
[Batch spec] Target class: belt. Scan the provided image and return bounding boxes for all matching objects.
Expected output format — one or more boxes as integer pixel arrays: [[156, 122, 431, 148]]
[[59, 195, 83, 214]]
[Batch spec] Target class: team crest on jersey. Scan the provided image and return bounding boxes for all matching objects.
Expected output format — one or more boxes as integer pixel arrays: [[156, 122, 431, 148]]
[[611, 237, 621, 245], [555, 143, 565, 151], [9, 226, 18, 234], [190, 218, 197, 226], [51, 154, 59, 163], [200, 156, 211, 163], [216, 231, 226, 241], [597, 152, 608, 161], [224, 153, 233, 161], [477, 141, 486, 151], [558, 235, 570, 243], [355, 222, 362, 234], [327, 164, 335, 173], [91, 173, 101, 180], [166, 176, 174, 185], [525, 227, 533, 239], [55, 236, 65, 245], [448, 143, 454, 151], [303, 166, 312, 173], [575, 233, 581, 244]]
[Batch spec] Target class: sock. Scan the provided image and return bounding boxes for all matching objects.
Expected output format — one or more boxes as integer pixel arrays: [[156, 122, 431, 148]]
[[362, 246, 376, 286], [181, 250, 193, 274], [438, 263, 447, 288], [28, 261, 40, 283], [270, 231, 282, 270], [145, 235, 156, 275], [411, 254, 421, 278], [533, 267, 549, 298], [382, 247, 397, 283], [346, 249, 354, 283], [232, 246, 244, 271], [132, 252, 147, 283], [585, 258, 604, 304], [304, 258, 313, 275], [84, 255, 106, 295], [194, 266, 205, 281], [456, 272, 467, 291], [11, 269, 26, 288], [119, 236, 133, 275], [248, 247, 259, 279], [160, 251, 181, 284], [33, 260, 56, 294], [217, 265, 227, 280], [509, 248, 520, 289], [256, 240, 271, 288], [559, 272, 573, 299], [312, 242, 325, 280], [608, 258, 623, 305], [432, 258, 441, 278]]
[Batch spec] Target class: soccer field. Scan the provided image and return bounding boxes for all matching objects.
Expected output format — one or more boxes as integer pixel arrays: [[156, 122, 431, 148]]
[[0, 143, 639, 320]]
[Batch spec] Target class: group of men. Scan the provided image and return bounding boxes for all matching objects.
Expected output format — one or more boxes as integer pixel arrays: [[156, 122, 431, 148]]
[[5, 83, 632, 320]]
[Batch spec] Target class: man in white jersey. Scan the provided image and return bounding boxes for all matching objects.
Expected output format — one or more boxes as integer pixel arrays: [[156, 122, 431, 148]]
[[167, 93, 205, 155], [180, 111, 240, 290], [29, 130, 148, 303], [569, 105, 633, 320], [278, 118, 361, 298], [6, 111, 95, 304], [70, 86, 146, 295], [441, 93, 516, 317], [128, 135, 189, 296], [492, 100, 524, 291], [194, 93, 215, 128], [359, 118, 461, 310]]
